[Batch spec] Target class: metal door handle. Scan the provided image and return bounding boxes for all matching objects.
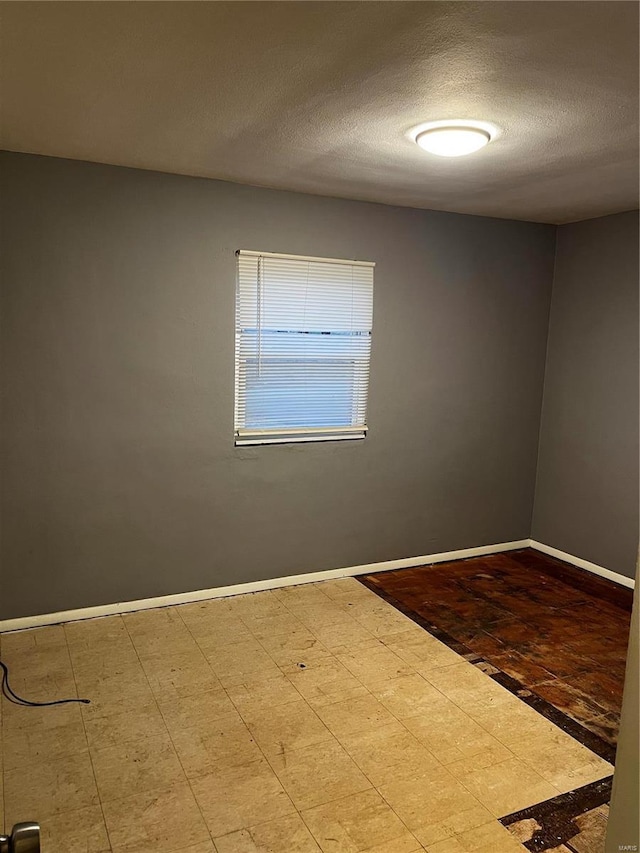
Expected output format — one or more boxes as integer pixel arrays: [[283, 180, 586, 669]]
[[0, 823, 40, 853]]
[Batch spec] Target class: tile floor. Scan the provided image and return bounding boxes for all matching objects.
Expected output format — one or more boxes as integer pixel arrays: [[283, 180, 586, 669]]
[[0, 576, 614, 853]]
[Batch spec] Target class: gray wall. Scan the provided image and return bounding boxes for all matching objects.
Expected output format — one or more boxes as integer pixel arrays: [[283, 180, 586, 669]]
[[532, 211, 639, 580], [0, 152, 556, 619]]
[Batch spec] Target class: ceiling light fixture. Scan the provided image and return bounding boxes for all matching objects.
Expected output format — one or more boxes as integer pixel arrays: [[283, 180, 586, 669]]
[[413, 121, 495, 157]]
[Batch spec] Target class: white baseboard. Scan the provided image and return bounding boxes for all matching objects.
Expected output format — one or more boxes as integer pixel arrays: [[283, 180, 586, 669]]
[[1, 537, 633, 633], [529, 540, 636, 589], [0, 539, 529, 633]]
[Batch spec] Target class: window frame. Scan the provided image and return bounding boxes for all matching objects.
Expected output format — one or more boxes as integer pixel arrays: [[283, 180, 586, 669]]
[[234, 249, 375, 447]]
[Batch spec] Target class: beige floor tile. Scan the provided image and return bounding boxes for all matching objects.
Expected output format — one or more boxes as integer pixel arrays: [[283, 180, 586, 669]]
[[478, 821, 532, 853], [414, 806, 497, 850], [420, 664, 514, 711], [258, 628, 332, 668], [227, 591, 290, 620], [272, 584, 331, 609], [173, 845, 217, 853], [380, 630, 463, 672], [445, 743, 521, 782], [214, 813, 321, 853], [508, 729, 613, 791], [347, 605, 414, 638], [242, 698, 333, 757], [177, 597, 235, 624], [136, 639, 210, 669], [90, 731, 185, 802], [68, 623, 139, 662], [338, 598, 399, 618], [243, 611, 307, 641], [203, 639, 282, 687], [337, 641, 412, 688], [1, 694, 83, 734], [0, 643, 74, 682], [309, 618, 376, 654], [549, 760, 614, 792], [226, 672, 302, 714], [302, 788, 421, 853], [284, 658, 368, 708], [315, 579, 379, 603], [40, 805, 111, 853], [170, 711, 263, 777], [370, 673, 451, 719], [178, 600, 252, 645], [3, 718, 88, 770], [293, 602, 360, 631], [72, 654, 149, 693], [357, 613, 420, 641], [402, 699, 512, 765], [378, 765, 489, 848], [84, 699, 167, 749], [4, 751, 99, 822], [65, 617, 139, 671], [123, 605, 187, 640], [1, 625, 67, 654], [269, 738, 371, 810], [189, 617, 256, 647], [190, 758, 295, 837], [466, 698, 560, 747], [426, 838, 468, 852], [102, 780, 211, 853], [157, 685, 236, 733], [316, 693, 397, 739], [139, 648, 221, 699], [336, 721, 441, 786], [74, 678, 153, 721], [135, 628, 206, 658], [140, 634, 209, 664], [425, 820, 527, 852], [65, 614, 130, 648], [81, 687, 158, 725], [453, 756, 559, 817], [69, 639, 140, 673]]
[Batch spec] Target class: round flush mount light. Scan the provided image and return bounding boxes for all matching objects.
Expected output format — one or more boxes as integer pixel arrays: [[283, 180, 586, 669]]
[[411, 120, 497, 157]]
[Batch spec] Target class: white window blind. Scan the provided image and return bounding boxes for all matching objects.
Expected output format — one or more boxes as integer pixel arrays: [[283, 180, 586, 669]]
[[235, 250, 374, 446]]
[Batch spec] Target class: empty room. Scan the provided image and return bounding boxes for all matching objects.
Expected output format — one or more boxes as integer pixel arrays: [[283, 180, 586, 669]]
[[0, 2, 638, 853]]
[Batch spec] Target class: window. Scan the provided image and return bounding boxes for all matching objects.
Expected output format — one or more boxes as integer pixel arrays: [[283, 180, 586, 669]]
[[235, 250, 374, 446]]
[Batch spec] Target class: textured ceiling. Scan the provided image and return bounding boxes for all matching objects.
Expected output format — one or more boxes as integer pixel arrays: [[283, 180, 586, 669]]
[[1, 1, 638, 223]]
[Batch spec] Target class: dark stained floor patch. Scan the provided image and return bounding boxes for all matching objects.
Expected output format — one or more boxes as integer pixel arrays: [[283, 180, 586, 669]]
[[358, 548, 632, 748], [357, 572, 616, 763]]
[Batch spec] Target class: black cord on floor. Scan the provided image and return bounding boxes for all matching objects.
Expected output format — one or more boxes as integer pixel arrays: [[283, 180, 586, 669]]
[[0, 659, 90, 706]]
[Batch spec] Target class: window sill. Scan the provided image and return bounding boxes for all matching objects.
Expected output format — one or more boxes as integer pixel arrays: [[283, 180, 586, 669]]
[[234, 430, 366, 446]]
